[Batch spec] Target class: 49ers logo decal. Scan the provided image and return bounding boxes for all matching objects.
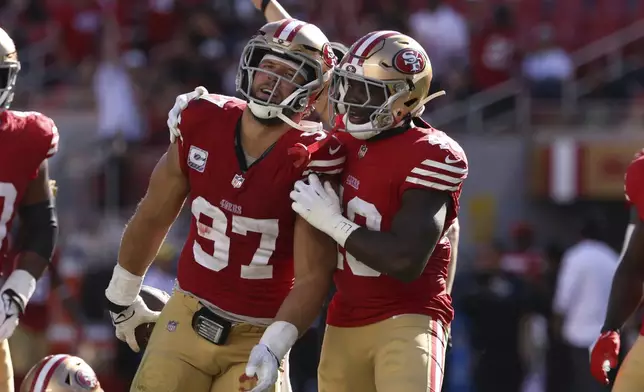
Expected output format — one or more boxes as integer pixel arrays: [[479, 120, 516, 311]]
[[322, 43, 337, 68], [392, 49, 426, 74], [75, 369, 99, 389]]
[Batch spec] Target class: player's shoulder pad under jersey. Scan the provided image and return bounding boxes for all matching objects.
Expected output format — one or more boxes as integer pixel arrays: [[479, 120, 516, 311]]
[[301, 130, 346, 177], [624, 150, 644, 205], [403, 126, 468, 193], [178, 94, 246, 139], [11, 110, 59, 159]]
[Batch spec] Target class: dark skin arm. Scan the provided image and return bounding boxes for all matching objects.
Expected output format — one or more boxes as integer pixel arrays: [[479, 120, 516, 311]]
[[601, 208, 644, 332], [344, 189, 450, 283], [15, 161, 56, 280]]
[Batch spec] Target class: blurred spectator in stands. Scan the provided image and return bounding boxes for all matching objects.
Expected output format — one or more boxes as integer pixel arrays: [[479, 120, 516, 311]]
[[94, 3, 144, 144], [500, 222, 544, 282], [552, 218, 617, 392], [522, 24, 574, 99], [51, 0, 103, 68], [143, 242, 177, 295], [460, 240, 547, 392], [408, 0, 469, 88], [470, 4, 519, 92]]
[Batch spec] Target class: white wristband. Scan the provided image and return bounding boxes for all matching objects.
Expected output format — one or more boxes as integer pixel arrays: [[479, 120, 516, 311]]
[[260, 321, 299, 361], [3, 270, 37, 311], [328, 214, 360, 247], [105, 264, 144, 307]]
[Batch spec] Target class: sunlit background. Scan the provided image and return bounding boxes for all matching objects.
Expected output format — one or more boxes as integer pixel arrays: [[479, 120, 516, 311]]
[[4, 0, 644, 390]]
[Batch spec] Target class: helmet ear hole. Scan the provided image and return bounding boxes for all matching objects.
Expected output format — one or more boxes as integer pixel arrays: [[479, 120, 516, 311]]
[[65, 373, 73, 385]]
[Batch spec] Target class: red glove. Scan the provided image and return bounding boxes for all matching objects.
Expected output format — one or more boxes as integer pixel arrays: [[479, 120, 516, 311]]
[[590, 330, 620, 385]]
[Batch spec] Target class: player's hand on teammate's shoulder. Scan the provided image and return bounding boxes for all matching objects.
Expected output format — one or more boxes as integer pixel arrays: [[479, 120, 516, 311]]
[[290, 173, 342, 230], [168, 86, 209, 143]]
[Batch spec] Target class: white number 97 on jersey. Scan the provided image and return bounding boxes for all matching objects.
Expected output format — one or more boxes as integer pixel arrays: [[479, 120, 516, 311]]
[[191, 197, 279, 279]]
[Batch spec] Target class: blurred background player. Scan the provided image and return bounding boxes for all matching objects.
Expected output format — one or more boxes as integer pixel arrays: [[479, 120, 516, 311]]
[[0, 27, 60, 392], [19, 354, 102, 392], [290, 31, 466, 392], [105, 19, 343, 392], [590, 150, 644, 391]]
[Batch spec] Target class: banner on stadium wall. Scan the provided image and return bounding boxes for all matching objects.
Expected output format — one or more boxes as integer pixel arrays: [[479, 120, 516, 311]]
[[532, 138, 644, 203]]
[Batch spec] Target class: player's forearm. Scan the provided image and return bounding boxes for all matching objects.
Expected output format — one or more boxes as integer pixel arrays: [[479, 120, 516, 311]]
[[262, 0, 291, 22], [14, 199, 58, 280], [602, 258, 644, 331], [118, 209, 174, 277], [274, 277, 331, 334], [445, 219, 459, 293], [344, 229, 436, 283]]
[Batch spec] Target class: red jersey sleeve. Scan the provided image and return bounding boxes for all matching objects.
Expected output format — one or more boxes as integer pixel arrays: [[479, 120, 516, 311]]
[[625, 153, 644, 220], [24, 112, 59, 161], [399, 131, 468, 195], [301, 132, 346, 178], [175, 94, 245, 175]]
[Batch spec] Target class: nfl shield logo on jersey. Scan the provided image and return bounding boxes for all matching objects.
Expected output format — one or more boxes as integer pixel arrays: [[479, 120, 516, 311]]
[[167, 320, 178, 332], [231, 174, 245, 188], [358, 144, 368, 159]]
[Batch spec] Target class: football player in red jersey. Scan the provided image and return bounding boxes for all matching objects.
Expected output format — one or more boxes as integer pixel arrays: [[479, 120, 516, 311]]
[[0, 28, 60, 392], [252, 0, 461, 349], [290, 32, 466, 392], [590, 151, 644, 390], [104, 19, 344, 392]]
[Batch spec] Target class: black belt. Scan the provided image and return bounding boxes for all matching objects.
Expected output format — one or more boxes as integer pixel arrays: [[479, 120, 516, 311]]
[[191, 305, 233, 346]]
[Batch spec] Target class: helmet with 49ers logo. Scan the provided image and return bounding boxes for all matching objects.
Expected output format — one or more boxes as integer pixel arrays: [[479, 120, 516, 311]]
[[329, 31, 443, 139], [237, 18, 337, 131], [20, 354, 103, 392]]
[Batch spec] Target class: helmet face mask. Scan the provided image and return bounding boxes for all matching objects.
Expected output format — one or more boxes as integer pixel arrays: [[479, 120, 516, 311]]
[[329, 68, 408, 137], [235, 19, 336, 131], [0, 30, 20, 110], [237, 40, 322, 115], [328, 31, 436, 139]]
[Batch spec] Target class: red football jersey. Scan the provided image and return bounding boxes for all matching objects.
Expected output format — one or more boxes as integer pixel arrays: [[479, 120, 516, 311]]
[[625, 151, 644, 219], [0, 110, 59, 267], [175, 94, 345, 319], [327, 123, 468, 327]]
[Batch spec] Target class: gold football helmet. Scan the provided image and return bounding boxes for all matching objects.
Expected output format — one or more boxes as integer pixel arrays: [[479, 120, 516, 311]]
[[20, 354, 103, 392], [237, 18, 337, 131], [0, 28, 20, 109], [328, 31, 444, 139]]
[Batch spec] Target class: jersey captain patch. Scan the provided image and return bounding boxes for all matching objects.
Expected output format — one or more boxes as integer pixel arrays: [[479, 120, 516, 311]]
[[188, 146, 208, 173]]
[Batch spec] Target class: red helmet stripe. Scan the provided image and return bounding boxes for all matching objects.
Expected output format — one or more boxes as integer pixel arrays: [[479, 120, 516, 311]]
[[274, 19, 306, 42], [273, 19, 294, 39], [349, 32, 378, 58], [286, 22, 306, 42], [30, 354, 69, 392], [349, 31, 398, 66]]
